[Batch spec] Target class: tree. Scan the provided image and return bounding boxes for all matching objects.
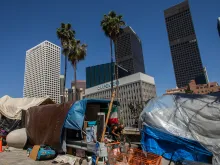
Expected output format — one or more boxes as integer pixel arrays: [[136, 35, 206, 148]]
[[128, 99, 152, 128], [185, 86, 194, 94], [185, 89, 194, 94], [100, 11, 125, 97], [68, 39, 87, 101], [57, 23, 75, 103]]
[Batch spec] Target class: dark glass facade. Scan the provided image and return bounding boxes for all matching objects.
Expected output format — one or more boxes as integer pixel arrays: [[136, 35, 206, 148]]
[[86, 63, 130, 88], [164, 0, 207, 88], [115, 26, 145, 74]]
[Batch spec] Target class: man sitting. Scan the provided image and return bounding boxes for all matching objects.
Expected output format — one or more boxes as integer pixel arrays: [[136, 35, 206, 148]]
[[116, 124, 124, 136], [110, 124, 124, 141], [110, 125, 119, 141]]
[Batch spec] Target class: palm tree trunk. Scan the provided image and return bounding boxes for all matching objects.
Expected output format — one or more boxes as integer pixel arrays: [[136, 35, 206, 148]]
[[63, 55, 67, 103], [114, 45, 119, 99], [110, 39, 113, 95], [73, 61, 77, 101], [114, 42, 120, 120]]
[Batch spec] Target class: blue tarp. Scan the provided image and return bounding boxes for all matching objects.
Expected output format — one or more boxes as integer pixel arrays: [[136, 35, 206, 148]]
[[64, 98, 118, 130], [141, 125, 212, 163]]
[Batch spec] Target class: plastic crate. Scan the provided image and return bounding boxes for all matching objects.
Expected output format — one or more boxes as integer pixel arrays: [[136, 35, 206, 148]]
[[106, 143, 162, 165]]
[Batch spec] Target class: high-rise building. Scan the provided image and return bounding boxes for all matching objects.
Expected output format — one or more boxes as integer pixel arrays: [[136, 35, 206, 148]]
[[23, 41, 60, 103], [64, 88, 74, 102], [60, 75, 65, 103], [71, 80, 86, 92], [218, 17, 220, 37], [164, 0, 207, 87], [203, 67, 209, 83], [86, 63, 130, 88], [71, 80, 86, 100], [115, 26, 145, 74]]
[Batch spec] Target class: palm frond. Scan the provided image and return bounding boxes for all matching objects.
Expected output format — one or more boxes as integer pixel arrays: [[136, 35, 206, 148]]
[[109, 11, 116, 18], [61, 23, 65, 28], [100, 11, 126, 41], [67, 23, 71, 30], [117, 15, 123, 19], [68, 39, 87, 66], [56, 23, 76, 56]]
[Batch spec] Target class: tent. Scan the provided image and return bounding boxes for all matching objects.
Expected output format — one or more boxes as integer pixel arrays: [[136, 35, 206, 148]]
[[0, 95, 54, 133], [0, 95, 54, 120], [25, 98, 119, 151], [64, 99, 119, 130], [139, 94, 220, 165]]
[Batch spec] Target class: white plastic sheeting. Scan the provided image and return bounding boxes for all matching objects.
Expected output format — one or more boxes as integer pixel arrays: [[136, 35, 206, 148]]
[[139, 94, 220, 165], [6, 128, 27, 148], [0, 95, 53, 120]]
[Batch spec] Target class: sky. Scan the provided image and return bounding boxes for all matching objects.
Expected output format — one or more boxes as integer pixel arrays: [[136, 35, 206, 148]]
[[0, 0, 219, 98]]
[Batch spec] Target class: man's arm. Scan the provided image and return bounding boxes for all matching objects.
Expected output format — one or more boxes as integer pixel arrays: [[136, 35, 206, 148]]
[[111, 129, 120, 137]]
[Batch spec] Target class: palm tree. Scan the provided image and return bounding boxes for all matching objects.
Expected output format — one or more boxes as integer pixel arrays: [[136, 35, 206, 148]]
[[56, 23, 75, 103], [101, 11, 125, 96], [68, 39, 87, 101]]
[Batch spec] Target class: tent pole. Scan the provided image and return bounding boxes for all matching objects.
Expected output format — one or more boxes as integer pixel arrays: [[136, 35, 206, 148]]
[[96, 90, 116, 164]]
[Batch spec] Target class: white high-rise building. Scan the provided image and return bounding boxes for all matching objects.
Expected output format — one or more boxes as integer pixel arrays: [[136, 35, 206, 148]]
[[23, 41, 60, 103]]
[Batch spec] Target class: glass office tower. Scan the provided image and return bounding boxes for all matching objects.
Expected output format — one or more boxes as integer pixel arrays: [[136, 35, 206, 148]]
[[164, 0, 207, 87], [86, 63, 130, 88]]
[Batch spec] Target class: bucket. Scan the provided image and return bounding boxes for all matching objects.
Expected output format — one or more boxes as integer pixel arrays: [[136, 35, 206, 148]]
[[88, 121, 96, 127], [96, 142, 107, 157]]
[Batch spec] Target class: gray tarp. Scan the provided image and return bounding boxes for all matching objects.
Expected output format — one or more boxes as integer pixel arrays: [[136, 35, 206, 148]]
[[139, 93, 220, 165]]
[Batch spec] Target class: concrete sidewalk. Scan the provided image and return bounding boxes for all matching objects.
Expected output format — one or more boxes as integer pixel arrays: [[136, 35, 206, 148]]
[[0, 149, 53, 165]]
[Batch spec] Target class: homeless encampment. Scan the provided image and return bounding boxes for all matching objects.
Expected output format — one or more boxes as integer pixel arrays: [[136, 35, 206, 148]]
[[139, 93, 220, 165], [25, 99, 119, 151], [0, 95, 54, 133]]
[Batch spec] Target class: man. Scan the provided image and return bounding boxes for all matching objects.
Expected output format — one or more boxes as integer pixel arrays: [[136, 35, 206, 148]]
[[110, 124, 124, 141], [115, 124, 124, 136], [110, 125, 119, 141]]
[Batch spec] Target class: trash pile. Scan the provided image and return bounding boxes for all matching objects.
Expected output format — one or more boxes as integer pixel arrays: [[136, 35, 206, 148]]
[[1, 93, 133, 164], [139, 93, 220, 165]]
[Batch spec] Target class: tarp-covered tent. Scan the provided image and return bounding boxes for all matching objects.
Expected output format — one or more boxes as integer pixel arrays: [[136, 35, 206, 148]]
[[0, 117, 21, 133], [64, 98, 119, 130], [26, 99, 119, 151], [139, 94, 220, 165], [0, 95, 54, 120], [0, 95, 54, 133], [26, 101, 73, 151]]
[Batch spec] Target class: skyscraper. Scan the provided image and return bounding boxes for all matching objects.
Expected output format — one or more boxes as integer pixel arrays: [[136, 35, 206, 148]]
[[86, 62, 130, 88], [218, 17, 220, 37], [115, 26, 145, 74], [60, 75, 65, 103], [164, 0, 207, 87], [23, 41, 60, 103], [71, 80, 86, 100]]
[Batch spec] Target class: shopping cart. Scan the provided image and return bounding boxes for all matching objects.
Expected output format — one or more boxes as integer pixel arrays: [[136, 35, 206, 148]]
[[106, 142, 162, 165]]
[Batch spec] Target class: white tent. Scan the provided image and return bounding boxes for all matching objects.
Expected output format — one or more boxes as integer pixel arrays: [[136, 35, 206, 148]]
[[0, 95, 54, 120]]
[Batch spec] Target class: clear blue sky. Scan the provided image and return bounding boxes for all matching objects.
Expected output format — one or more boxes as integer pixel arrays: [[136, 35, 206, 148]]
[[0, 0, 219, 97]]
